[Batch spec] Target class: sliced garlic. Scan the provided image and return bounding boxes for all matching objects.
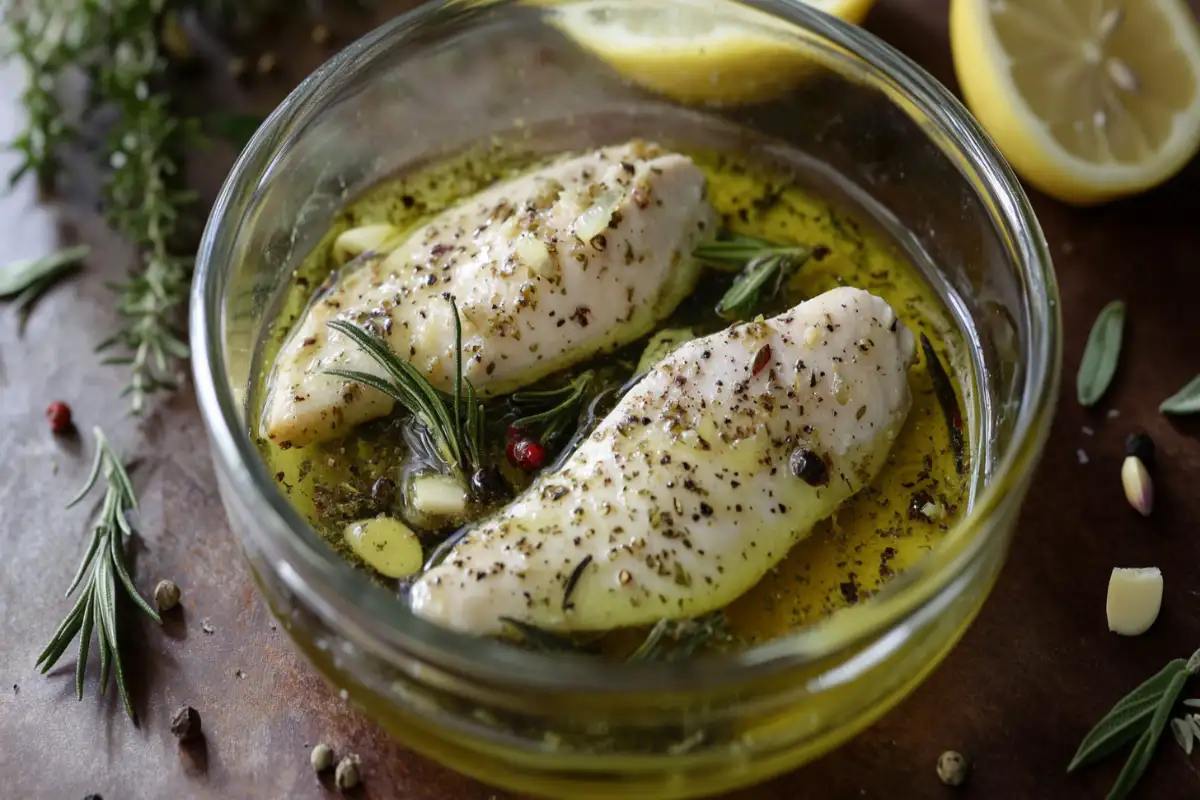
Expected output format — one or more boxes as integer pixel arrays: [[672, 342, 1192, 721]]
[[408, 473, 468, 518], [1106, 567, 1163, 636], [1121, 455, 1153, 516], [573, 187, 623, 242], [332, 224, 400, 264], [344, 515, 424, 578]]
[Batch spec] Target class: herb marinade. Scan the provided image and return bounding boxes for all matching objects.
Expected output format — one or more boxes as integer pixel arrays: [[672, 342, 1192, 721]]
[[251, 143, 972, 651]]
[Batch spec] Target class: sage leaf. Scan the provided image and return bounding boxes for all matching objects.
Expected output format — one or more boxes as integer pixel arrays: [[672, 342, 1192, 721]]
[[1184, 699, 1200, 708], [1068, 657, 1187, 772], [1076, 300, 1125, 407], [1159, 375, 1200, 416], [1171, 717, 1195, 755], [1106, 667, 1190, 800], [0, 245, 88, 297]]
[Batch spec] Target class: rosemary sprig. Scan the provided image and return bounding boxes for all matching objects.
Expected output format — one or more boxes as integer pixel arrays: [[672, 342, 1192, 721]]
[[92, 4, 197, 414], [4, 3, 80, 188], [6, 1, 197, 413], [325, 296, 485, 483], [1068, 648, 1200, 799], [36, 427, 162, 723], [920, 333, 965, 476], [694, 234, 809, 320], [626, 614, 733, 662], [508, 370, 595, 448]]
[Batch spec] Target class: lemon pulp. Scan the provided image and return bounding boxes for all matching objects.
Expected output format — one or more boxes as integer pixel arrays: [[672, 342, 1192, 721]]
[[952, 0, 1200, 204]]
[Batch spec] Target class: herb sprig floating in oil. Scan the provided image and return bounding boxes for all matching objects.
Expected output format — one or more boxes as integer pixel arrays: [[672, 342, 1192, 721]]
[[36, 427, 162, 723], [508, 370, 596, 450], [693, 234, 809, 320], [326, 295, 486, 487]]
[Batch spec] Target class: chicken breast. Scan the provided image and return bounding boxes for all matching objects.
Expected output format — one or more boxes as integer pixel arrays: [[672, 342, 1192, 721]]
[[409, 286, 917, 635], [261, 140, 715, 448]]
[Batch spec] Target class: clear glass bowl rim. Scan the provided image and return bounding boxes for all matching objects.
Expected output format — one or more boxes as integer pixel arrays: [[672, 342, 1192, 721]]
[[190, 0, 1062, 694]]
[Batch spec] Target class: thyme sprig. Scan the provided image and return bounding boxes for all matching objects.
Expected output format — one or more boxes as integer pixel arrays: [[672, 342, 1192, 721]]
[[508, 370, 596, 448], [694, 234, 809, 320], [1068, 648, 1200, 799], [36, 427, 162, 723], [5, 3, 80, 188], [5, 1, 197, 413], [326, 296, 486, 484]]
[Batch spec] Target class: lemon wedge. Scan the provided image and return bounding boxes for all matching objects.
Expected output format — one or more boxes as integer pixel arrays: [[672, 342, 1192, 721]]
[[551, 0, 875, 106], [951, 0, 1200, 205]]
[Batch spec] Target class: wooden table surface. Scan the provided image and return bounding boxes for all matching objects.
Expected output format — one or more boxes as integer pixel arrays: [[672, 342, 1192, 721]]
[[4, 1, 1200, 798]]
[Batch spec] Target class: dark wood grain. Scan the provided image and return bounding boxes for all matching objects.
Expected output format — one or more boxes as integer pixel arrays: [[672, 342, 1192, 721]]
[[3, 1, 1200, 798]]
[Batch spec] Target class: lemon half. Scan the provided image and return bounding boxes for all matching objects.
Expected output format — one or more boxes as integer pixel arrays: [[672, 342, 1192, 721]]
[[951, 0, 1200, 205], [551, 0, 875, 106]]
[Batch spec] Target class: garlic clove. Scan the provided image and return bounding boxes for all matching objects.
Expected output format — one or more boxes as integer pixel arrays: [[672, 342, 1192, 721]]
[[1121, 455, 1153, 516], [1106, 567, 1163, 636]]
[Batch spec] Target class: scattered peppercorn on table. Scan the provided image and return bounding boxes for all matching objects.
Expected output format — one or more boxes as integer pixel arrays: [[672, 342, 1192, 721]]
[[4, 1, 1200, 798]]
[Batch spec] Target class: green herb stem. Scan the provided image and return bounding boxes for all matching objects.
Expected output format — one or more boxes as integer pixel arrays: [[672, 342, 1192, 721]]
[[509, 370, 596, 447]]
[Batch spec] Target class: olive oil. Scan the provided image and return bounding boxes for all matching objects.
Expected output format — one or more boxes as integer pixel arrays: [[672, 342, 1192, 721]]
[[251, 142, 971, 649]]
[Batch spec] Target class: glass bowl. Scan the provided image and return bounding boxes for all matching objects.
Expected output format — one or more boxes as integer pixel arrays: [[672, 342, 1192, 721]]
[[190, 1, 1061, 797]]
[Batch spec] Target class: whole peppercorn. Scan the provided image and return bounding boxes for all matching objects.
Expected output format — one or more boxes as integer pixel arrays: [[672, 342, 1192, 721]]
[[936, 750, 969, 787], [310, 742, 334, 772], [334, 754, 361, 792], [508, 438, 546, 472], [170, 705, 202, 742], [46, 401, 72, 434], [1124, 432, 1156, 470], [154, 579, 181, 612], [788, 446, 829, 487]]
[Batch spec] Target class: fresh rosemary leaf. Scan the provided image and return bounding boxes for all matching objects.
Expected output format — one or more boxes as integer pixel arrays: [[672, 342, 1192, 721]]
[[695, 235, 809, 320], [1159, 375, 1200, 415], [694, 234, 807, 271], [326, 296, 485, 483], [562, 555, 593, 611], [1106, 663, 1193, 800], [0, 245, 88, 297], [36, 427, 161, 723], [1068, 657, 1189, 771], [1076, 300, 1125, 407], [920, 333, 965, 476], [509, 371, 596, 448], [626, 614, 732, 662]]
